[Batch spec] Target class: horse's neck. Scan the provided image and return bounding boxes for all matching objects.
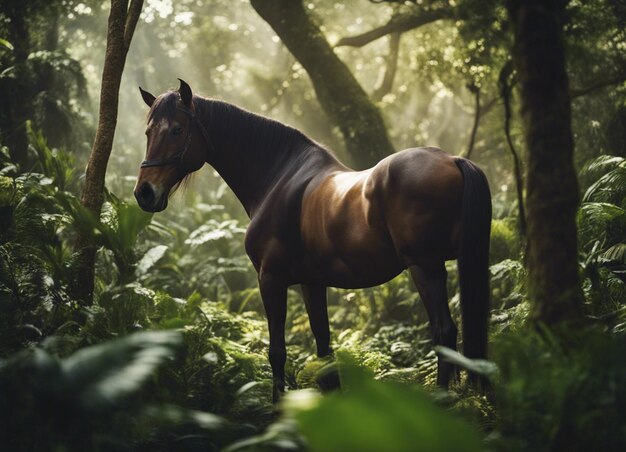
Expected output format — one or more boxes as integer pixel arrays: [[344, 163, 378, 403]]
[[200, 100, 320, 216]]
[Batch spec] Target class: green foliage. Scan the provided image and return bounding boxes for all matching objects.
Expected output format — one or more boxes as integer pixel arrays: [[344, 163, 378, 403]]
[[0, 38, 12, 51], [96, 283, 155, 335], [490, 259, 526, 310], [490, 218, 521, 265], [582, 156, 626, 207], [1, 2, 625, 449], [576, 156, 626, 322], [578, 202, 625, 250], [493, 328, 626, 451], [132, 200, 255, 303], [279, 355, 482, 452], [26, 121, 77, 191], [96, 193, 153, 282], [61, 330, 182, 409], [0, 330, 207, 451], [435, 346, 498, 381]]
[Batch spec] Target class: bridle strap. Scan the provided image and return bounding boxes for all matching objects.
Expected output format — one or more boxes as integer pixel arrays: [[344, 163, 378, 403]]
[[140, 105, 214, 169]]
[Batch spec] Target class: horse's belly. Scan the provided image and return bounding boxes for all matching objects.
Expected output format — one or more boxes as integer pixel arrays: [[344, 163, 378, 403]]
[[300, 226, 403, 288], [316, 258, 403, 289]]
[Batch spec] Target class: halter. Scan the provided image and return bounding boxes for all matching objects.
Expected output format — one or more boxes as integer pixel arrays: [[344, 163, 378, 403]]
[[140, 105, 214, 169]]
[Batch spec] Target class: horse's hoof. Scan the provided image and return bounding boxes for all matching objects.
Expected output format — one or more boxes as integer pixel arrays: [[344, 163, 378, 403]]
[[316, 366, 341, 393], [272, 384, 285, 404]]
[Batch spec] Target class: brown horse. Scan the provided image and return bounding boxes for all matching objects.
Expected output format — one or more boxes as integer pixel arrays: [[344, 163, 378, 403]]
[[135, 80, 492, 402]]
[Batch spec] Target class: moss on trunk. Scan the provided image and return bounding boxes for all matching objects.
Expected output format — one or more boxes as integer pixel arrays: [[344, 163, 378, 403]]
[[508, 0, 584, 325]]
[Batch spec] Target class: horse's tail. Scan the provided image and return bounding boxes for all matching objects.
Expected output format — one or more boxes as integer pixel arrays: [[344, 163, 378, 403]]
[[454, 158, 492, 385]]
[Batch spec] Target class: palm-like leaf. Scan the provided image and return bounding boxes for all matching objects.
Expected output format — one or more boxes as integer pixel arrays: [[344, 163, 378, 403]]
[[26, 122, 76, 191], [578, 202, 626, 250], [583, 163, 626, 206], [135, 245, 169, 277], [580, 155, 624, 178], [601, 243, 626, 264], [185, 219, 246, 247], [60, 330, 182, 410]]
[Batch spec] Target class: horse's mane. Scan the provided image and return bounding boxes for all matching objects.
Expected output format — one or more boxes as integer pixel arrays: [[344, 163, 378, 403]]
[[146, 90, 334, 195], [196, 96, 324, 158], [149, 90, 328, 155]]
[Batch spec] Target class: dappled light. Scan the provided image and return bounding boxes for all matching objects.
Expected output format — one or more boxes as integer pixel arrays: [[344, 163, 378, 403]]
[[0, 0, 625, 450]]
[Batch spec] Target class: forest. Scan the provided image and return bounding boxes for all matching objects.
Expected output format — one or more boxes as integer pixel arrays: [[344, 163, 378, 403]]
[[0, 0, 625, 450]]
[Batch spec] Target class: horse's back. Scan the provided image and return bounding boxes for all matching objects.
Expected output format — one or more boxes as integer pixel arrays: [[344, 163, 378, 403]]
[[299, 147, 463, 286]]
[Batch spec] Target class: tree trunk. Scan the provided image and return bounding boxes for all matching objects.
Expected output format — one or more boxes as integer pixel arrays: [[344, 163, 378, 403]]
[[73, 0, 143, 304], [3, 1, 31, 170], [507, 0, 584, 325], [251, 0, 394, 169]]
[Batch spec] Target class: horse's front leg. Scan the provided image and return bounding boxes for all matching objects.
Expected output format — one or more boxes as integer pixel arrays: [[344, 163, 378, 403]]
[[259, 271, 288, 403]]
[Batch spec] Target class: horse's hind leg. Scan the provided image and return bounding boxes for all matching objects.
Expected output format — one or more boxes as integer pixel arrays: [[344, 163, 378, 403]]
[[301, 284, 340, 392], [259, 272, 287, 403], [301, 284, 331, 357], [409, 264, 458, 387]]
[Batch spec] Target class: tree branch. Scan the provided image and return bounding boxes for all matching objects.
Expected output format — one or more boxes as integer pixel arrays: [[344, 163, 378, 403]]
[[463, 83, 480, 159], [251, 0, 394, 168], [371, 32, 400, 101], [335, 8, 454, 48], [570, 72, 626, 99], [124, 0, 143, 50], [498, 59, 527, 241]]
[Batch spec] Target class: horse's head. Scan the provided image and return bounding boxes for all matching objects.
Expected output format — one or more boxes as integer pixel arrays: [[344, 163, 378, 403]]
[[134, 79, 207, 212]]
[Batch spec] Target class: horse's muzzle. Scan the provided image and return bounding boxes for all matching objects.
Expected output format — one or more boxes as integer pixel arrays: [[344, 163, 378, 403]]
[[135, 182, 168, 212]]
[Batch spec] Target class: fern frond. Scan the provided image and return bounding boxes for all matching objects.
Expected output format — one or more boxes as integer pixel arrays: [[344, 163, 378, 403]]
[[583, 164, 626, 205]]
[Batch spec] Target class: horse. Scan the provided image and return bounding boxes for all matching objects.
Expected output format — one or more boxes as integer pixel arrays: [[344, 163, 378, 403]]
[[134, 79, 492, 402]]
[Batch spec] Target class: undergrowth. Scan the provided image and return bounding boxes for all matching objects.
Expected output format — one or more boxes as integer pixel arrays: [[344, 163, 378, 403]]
[[0, 135, 624, 450]]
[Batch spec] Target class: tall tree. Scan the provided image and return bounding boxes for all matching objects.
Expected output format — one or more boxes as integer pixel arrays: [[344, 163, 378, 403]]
[[74, 0, 144, 303], [250, 0, 394, 169], [507, 0, 584, 325], [0, 1, 29, 169], [1, 0, 94, 171]]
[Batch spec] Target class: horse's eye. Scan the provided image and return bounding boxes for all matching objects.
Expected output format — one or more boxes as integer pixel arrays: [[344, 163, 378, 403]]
[[172, 126, 183, 135]]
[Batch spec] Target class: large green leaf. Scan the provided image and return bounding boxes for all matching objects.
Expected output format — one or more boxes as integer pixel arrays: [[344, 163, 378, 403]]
[[435, 346, 499, 379], [61, 330, 182, 410], [185, 219, 246, 247], [0, 38, 13, 51], [135, 245, 169, 277], [583, 164, 626, 204], [289, 355, 482, 452]]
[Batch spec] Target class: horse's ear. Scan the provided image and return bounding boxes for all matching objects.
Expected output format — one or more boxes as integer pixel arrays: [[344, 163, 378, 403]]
[[178, 78, 193, 108], [139, 87, 155, 107]]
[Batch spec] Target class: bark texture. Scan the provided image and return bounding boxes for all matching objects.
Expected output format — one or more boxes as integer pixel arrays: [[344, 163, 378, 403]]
[[251, 0, 394, 169], [508, 0, 584, 325], [74, 0, 143, 303]]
